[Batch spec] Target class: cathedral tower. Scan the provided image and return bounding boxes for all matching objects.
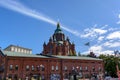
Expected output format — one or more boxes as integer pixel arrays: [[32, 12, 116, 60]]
[[42, 23, 76, 56]]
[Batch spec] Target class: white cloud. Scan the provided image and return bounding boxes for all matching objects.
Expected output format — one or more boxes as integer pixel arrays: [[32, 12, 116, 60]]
[[93, 28, 107, 34], [101, 50, 113, 55], [82, 45, 113, 55], [103, 42, 120, 48], [0, 0, 57, 25], [81, 27, 107, 38], [90, 45, 115, 55], [81, 30, 95, 38], [107, 31, 120, 39], [108, 28, 117, 31], [0, 0, 81, 38], [98, 36, 104, 41], [89, 45, 102, 52]]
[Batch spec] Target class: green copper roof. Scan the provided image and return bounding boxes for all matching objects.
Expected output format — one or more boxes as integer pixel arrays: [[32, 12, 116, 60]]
[[2, 51, 48, 58], [54, 23, 63, 34], [1, 50, 102, 61], [54, 55, 103, 61]]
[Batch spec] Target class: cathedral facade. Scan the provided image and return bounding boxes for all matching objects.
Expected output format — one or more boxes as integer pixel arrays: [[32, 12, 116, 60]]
[[43, 23, 76, 56]]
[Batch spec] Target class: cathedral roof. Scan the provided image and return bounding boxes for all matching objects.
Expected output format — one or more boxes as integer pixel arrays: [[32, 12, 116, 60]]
[[54, 22, 63, 34]]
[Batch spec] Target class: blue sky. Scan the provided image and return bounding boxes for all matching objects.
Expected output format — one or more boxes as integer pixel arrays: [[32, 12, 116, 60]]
[[0, 0, 120, 55]]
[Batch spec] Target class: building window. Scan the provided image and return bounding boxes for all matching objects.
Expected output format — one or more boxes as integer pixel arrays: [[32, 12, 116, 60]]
[[32, 65, 34, 71], [37, 65, 40, 71], [80, 66, 82, 71], [15, 65, 18, 70], [51, 66, 54, 71], [26, 65, 29, 71], [14, 74, 18, 80], [11, 47, 14, 51], [8, 74, 12, 79], [99, 67, 101, 71], [56, 66, 58, 71], [85, 66, 88, 71], [40, 64, 45, 71], [92, 67, 95, 71], [18, 48, 20, 52], [64, 66, 67, 71], [9, 65, 13, 70], [24, 50, 26, 53], [15, 48, 17, 52], [21, 49, 23, 53]]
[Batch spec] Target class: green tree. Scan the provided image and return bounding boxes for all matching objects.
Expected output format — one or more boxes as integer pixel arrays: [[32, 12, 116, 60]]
[[99, 54, 120, 77]]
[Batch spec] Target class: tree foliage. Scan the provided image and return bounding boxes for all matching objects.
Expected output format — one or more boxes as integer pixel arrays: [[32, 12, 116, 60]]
[[99, 54, 120, 77]]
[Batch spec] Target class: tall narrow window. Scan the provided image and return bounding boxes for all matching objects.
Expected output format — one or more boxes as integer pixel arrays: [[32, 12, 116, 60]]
[[99, 67, 101, 71], [85, 66, 88, 71], [51, 66, 54, 71], [15, 65, 18, 70], [80, 66, 82, 71], [37, 65, 40, 71], [9, 65, 13, 70], [64, 66, 67, 71], [92, 67, 95, 71], [26, 65, 29, 71], [56, 66, 58, 71], [32, 65, 34, 71], [40, 64, 45, 71]]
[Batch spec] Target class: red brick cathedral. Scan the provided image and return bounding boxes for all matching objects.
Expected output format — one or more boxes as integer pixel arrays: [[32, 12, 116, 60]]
[[43, 23, 76, 56]]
